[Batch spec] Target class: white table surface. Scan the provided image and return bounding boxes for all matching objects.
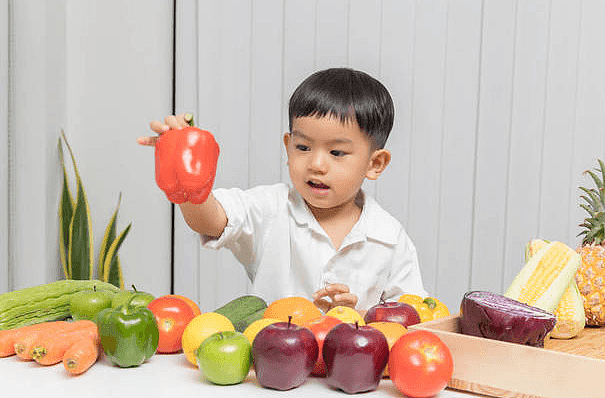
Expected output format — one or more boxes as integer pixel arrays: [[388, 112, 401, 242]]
[[1, 352, 478, 397]]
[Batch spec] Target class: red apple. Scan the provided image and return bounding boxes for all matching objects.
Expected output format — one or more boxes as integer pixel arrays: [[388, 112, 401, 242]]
[[322, 322, 389, 394], [302, 316, 343, 376], [363, 298, 421, 328], [252, 317, 318, 390]]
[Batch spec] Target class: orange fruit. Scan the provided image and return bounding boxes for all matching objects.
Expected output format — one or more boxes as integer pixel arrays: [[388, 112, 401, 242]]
[[262, 296, 322, 325], [367, 321, 407, 377], [181, 312, 234, 366], [325, 306, 366, 325], [168, 294, 202, 317]]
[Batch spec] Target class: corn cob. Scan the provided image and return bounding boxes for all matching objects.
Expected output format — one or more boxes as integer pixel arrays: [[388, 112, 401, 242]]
[[505, 241, 581, 313], [522, 239, 585, 339]]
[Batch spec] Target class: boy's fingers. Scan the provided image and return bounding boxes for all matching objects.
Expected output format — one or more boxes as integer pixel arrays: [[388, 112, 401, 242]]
[[332, 293, 358, 307], [164, 115, 183, 130], [312, 287, 328, 301], [150, 120, 170, 134], [175, 113, 191, 127], [325, 283, 350, 294], [313, 298, 331, 314], [137, 136, 158, 146]]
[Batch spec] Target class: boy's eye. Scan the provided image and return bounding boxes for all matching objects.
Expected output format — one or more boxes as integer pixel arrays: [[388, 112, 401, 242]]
[[330, 150, 347, 157], [295, 144, 310, 151]]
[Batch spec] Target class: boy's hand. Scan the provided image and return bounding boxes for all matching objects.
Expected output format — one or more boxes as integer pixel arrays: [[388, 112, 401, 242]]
[[312, 283, 358, 313], [137, 114, 192, 146]]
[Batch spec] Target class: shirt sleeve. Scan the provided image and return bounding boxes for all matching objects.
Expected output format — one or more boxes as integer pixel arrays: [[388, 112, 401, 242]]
[[382, 229, 429, 301], [200, 185, 281, 273]]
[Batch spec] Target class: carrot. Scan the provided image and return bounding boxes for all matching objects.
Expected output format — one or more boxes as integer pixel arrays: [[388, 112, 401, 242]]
[[13, 321, 71, 360], [15, 320, 95, 360], [63, 336, 100, 375], [32, 327, 98, 365], [0, 322, 66, 357]]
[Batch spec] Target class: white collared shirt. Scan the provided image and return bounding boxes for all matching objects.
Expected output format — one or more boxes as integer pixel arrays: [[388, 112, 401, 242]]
[[201, 183, 427, 310]]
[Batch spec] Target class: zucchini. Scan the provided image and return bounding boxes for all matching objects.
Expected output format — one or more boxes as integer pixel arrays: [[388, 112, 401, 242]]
[[0, 279, 119, 330], [233, 308, 266, 333], [213, 295, 267, 332]]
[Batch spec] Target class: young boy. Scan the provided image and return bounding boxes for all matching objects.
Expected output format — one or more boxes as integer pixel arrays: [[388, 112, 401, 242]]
[[138, 68, 427, 312]]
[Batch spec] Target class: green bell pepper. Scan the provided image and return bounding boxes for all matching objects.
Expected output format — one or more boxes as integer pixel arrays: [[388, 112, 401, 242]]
[[96, 296, 159, 367]]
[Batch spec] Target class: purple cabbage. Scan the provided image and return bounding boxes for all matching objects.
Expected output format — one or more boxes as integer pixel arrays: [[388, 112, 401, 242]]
[[460, 291, 556, 348]]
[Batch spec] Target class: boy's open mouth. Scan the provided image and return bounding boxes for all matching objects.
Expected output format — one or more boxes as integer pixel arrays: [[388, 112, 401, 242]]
[[307, 180, 329, 190]]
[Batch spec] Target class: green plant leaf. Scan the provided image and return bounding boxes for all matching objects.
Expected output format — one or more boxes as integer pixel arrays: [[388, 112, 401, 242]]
[[58, 135, 74, 279], [103, 223, 131, 289], [62, 131, 94, 280], [98, 193, 122, 280]]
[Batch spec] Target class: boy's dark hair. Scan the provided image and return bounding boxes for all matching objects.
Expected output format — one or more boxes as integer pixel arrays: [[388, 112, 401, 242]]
[[288, 68, 394, 149]]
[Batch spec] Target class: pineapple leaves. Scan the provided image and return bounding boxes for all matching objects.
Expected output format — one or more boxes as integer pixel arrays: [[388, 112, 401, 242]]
[[61, 131, 94, 280], [58, 131, 131, 285]]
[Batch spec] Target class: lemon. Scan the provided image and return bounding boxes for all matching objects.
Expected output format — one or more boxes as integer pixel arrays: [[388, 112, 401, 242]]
[[326, 306, 366, 325], [181, 312, 234, 366], [243, 318, 281, 345]]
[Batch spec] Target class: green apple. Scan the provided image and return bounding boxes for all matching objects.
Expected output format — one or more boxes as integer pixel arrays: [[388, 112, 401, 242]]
[[195, 331, 252, 385], [70, 287, 115, 321], [111, 285, 155, 309]]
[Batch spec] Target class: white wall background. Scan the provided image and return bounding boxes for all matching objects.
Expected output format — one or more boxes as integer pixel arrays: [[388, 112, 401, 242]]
[[174, 0, 605, 313], [1, 0, 174, 297], [2, 0, 605, 314]]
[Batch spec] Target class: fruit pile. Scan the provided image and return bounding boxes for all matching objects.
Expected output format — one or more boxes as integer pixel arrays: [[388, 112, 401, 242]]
[[0, 281, 453, 398]]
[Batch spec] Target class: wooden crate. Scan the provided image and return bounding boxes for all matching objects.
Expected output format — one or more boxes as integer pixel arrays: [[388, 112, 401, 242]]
[[409, 315, 605, 398]]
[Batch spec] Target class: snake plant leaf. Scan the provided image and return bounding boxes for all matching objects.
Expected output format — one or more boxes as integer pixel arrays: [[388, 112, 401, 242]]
[[103, 223, 131, 289], [98, 193, 122, 280], [58, 135, 75, 279], [62, 131, 94, 280]]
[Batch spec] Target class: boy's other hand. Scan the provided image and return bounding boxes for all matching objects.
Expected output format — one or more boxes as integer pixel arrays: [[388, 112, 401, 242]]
[[312, 283, 358, 313], [137, 113, 192, 146]]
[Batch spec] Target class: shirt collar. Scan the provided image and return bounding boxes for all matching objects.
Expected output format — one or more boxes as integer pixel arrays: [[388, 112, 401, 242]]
[[287, 187, 400, 246]]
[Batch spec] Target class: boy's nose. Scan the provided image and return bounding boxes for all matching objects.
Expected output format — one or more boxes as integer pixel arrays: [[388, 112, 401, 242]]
[[309, 152, 328, 173]]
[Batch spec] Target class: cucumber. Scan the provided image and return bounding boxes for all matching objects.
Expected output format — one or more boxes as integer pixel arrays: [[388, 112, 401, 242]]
[[0, 279, 120, 330], [233, 308, 266, 333], [213, 295, 267, 332]]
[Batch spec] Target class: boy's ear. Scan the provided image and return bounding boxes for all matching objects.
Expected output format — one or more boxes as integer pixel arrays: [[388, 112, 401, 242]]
[[366, 149, 391, 180], [283, 133, 291, 165]]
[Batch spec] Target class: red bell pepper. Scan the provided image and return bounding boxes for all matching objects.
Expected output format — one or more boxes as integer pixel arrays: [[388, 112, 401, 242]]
[[154, 115, 220, 204]]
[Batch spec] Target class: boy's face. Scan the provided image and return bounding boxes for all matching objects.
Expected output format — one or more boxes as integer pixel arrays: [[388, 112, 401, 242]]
[[284, 115, 389, 214]]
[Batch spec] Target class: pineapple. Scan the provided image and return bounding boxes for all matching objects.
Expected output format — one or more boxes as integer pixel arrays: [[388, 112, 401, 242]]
[[575, 159, 605, 326]]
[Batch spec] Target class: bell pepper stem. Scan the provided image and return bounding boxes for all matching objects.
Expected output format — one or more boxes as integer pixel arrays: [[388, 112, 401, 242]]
[[184, 113, 195, 127]]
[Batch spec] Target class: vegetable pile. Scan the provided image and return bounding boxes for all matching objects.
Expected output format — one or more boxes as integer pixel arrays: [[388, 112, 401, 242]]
[[0, 320, 100, 375]]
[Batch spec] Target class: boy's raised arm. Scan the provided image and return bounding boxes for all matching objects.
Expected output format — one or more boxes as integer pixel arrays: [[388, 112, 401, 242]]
[[179, 196, 227, 239]]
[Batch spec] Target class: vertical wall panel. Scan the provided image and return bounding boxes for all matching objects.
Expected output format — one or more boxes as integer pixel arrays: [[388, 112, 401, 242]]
[[470, 0, 517, 294], [570, 1, 605, 243], [406, 0, 448, 296], [0, 0, 8, 293], [539, 0, 581, 244], [434, 0, 482, 307], [502, 0, 551, 291], [249, 0, 285, 187], [378, 0, 415, 225], [315, 0, 348, 70]]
